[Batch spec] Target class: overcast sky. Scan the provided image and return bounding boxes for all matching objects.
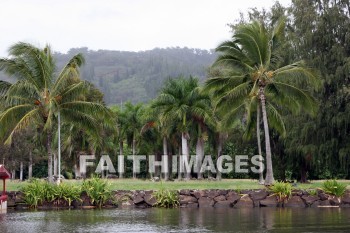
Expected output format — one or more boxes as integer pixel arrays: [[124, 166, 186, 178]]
[[0, 0, 291, 56]]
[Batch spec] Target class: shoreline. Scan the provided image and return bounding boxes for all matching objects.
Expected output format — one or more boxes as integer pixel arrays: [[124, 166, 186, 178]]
[[6, 188, 350, 210]]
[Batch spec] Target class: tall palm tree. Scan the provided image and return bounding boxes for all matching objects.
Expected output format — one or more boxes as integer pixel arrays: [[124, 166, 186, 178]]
[[153, 76, 211, 179], [0, 42, 111, 182], [205, 20, 320, 185], [140, 105, 172, 180], [110, 105, 128, 179], [123, 102, 144, 179]]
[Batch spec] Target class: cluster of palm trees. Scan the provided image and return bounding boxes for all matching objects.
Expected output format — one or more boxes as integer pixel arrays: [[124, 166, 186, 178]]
[[0, 42, 111, 182], [0, 20, 319, 185]]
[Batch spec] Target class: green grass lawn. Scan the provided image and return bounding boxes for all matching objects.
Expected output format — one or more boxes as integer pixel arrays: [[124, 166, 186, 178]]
[[4, 179, 350, 191]]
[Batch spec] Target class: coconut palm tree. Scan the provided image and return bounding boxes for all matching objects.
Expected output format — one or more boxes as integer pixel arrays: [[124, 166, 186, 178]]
[[152, 76, 212, 179], [205, 20, 320, 185], [0, 42, 111, 182]]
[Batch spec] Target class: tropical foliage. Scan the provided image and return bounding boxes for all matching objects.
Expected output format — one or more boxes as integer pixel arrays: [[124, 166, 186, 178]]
[[22, 179, 81, 208], [1, 0, 349, 184], [204, 19, 320, 184], [0, 42, 112, 182], [269, 181, 292, 203], [82, 176, 113, 208], [322, 180, 347, 197], [153, 188, 179, 208]]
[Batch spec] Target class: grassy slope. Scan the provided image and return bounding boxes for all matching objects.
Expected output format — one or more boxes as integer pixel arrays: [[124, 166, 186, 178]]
[[5, 179, 350, 191]]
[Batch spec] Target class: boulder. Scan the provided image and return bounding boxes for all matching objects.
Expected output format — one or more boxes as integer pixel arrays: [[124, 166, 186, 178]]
[[318, 200, 331, 206], [191, 191, 201, 199], [329, 196, 341, 206], [234, 195, 253, 208], [318, 192, 329, 201], [226, 191, 241, 204], [214, 200, 232, 208], [133, 194, 144, 204], [179, 195, 198, 204], [179, 190, 191, 195], [260, 195, 278, 207], [207, 190, 219, 199], [250, 190, 268, 201], [284, 196, 306, 207], [217, 190, 228, 196], [311, 200, 321, 208], [199, 190, 207, 197], [144, 194, 157, 206], [240, 189, 252, 195], [144, 190, 153, 195], [198, 197, 214, 207], [341, 193, 350, 204], [301, 195, 320, 206], [214, 195, 226, 202]]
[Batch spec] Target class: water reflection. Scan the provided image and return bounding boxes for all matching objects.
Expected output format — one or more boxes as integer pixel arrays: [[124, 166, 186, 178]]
[[0, 208, 349, 233]]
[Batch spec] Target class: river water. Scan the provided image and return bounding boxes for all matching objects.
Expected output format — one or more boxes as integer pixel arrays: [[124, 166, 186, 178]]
[[1, 207, 350, 233]]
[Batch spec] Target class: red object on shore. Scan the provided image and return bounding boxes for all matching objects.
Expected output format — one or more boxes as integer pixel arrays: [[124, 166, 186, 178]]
[[0, 165, 10, 199]]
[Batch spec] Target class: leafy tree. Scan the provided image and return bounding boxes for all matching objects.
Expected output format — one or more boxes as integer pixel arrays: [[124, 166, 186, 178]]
[[283, 0, 350, 180]]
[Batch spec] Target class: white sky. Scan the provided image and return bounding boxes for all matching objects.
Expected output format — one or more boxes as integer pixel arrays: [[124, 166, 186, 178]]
[[0, 0, 291, 56]]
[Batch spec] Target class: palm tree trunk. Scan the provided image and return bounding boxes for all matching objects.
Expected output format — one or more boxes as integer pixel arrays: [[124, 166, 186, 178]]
[[216, 133, 223, 180], [20, 161, 23, 181], [119, 140, 124, 179], [196, 137, 204, 179], [53, 153, 57, 177], [259, 87, 275, 185], [47, 131, 53, 183], [163, 137, 169, 181], [178, 144, 182, 180], [132, 135, 136, 179], [182, 132, 190, 180], [257, 105, 264, 184], [28, 151, 33, 179]]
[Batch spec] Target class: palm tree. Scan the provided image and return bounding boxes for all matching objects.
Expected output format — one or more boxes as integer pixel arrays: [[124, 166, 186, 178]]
[[123, 102, 144, 179], [205, 20, 319, 185], [153, 76, 212, 179], [110, 105, 128, 179], [0, 42, 111, 182]]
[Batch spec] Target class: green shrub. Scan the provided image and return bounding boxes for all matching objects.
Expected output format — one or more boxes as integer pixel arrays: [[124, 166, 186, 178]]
[[22, 180, 45, 208], [82, 177, 113, 208], [153, 189, 179, 208], [22, 180, 82, 208], [269, 182, 292, 203], [42, 182, 59, 203], [55, 184, 82, 206], [322, 180, 347, 197]]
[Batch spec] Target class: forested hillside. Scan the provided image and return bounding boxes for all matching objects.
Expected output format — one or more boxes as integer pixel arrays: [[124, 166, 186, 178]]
[[0, 47, 215, 104], [54, 47, 216, 104]]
